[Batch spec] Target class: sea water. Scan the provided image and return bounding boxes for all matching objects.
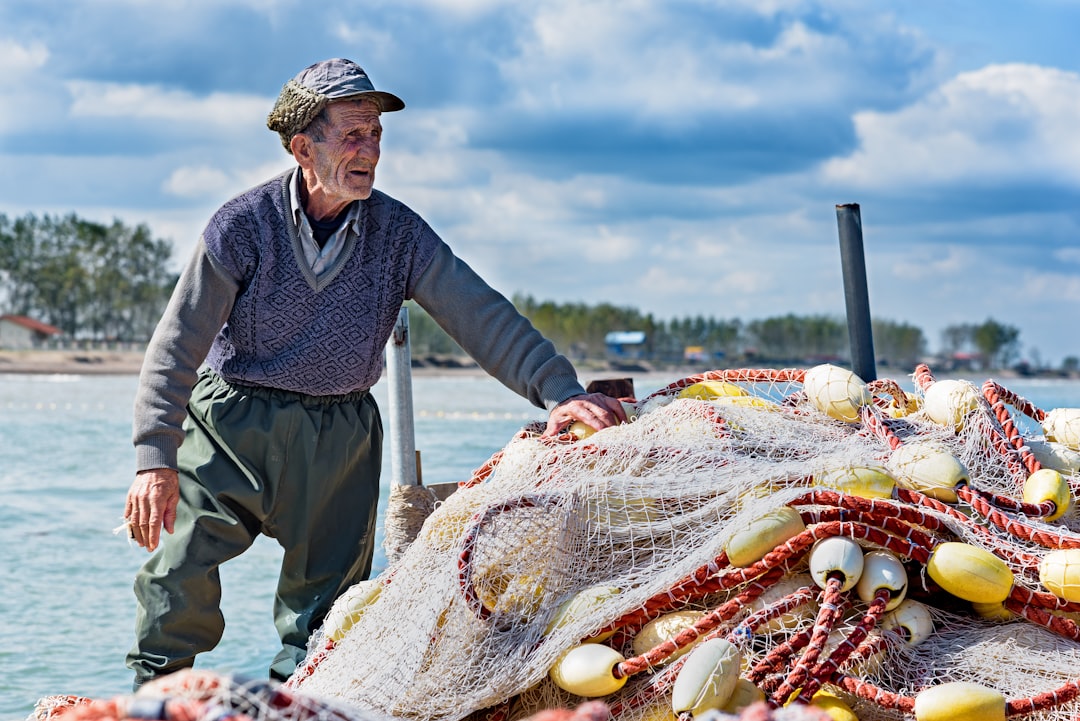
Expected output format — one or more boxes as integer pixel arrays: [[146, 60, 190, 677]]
[[3, 370, 1080, 718], [0, 371, 552, 719]]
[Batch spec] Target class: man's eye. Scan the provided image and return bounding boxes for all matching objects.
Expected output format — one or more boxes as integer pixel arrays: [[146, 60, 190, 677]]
[[345, 129, 380, 140]]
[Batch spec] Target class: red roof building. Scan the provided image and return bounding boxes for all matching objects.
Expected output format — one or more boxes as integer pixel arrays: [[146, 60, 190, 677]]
[[0, 314, 63, 349]]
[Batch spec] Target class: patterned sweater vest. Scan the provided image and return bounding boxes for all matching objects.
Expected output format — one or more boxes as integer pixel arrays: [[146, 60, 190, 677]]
[[203, 172, 440, 396]]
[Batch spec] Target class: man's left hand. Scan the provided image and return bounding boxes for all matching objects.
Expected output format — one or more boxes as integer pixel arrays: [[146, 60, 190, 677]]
[[543, 393, 628, 437]]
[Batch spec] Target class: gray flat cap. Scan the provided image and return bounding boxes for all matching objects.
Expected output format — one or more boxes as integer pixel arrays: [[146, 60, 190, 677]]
[[267, 58, 405, 152]]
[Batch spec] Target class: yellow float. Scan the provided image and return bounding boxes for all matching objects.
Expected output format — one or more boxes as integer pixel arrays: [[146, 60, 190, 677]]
[[1022, 468, 1071, 521], [810, 689, 859, 721], [922, 379, 979, 432], [677, 381, 749, 400], [815, 465, 895, 500], [926, 542, 1013, 604], [885, 442, 970, 503], [322, 578, 383, 642], [913, 681, 1006, 721], [631, 610, 706, 664], [725, 506, 805, 567], [720, 679, 766, 714], [1043, 407, 1080, 450], [802, 364, 871, 423], [670, 638, 742, 715], [544, 585, 623, 641], [1039, 548, 1080, 603], [549, 643, 627, 697]]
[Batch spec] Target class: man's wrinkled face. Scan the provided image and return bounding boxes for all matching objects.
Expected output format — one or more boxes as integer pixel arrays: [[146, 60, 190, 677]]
[[304, 99, 383, 206]]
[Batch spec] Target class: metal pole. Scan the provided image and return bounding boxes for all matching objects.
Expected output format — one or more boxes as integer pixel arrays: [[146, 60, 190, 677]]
[[386, 306, 418, 486], [835, 203, 877, 382]]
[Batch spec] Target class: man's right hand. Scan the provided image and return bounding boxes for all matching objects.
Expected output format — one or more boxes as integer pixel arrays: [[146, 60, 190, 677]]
[[125, 468, 180, 552]]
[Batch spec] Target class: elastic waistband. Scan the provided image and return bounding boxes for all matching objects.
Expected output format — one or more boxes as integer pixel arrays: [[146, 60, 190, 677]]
[[202, 368, 370, 406]]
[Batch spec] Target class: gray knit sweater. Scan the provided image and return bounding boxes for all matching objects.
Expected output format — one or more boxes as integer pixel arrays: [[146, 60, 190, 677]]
[[133, 169, 585, 471]]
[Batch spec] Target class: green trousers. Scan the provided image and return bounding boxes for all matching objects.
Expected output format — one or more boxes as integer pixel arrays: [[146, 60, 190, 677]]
[[126, 370, 382, 687]]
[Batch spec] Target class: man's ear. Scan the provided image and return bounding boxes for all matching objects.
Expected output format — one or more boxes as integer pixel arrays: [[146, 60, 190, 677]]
[[290, 134, 313, 166]]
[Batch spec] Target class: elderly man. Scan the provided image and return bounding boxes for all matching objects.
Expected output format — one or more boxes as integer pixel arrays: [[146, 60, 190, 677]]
[[124, 58, 625, 688]]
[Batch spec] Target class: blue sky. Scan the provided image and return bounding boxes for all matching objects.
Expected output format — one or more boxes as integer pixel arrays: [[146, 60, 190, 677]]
[[2, 0, 1079, 366]]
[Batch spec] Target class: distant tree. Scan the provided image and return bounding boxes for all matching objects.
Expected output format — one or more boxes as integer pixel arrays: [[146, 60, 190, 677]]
[[3, 209, 1069, 370], [660, 315, 741, 362], [400, 298, 1059, 375], [872, 319, 926, 369], [0, 212, 175, 340], [940, 324, 974, 357], [746, 314, 846, 361], [402, 301, 463, 356], [512, 294, 658, 358], [972, 318, 1021, 369], [0, 213, 47, 315]]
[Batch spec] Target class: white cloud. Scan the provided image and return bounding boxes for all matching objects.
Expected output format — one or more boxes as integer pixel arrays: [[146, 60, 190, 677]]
[[503, 0, 763, 115], [494, 0, 935, 121], [891, 244, 976, 279], [66, 81, 269, 128], [89, 0, 293, 10], [1022, 268, 1080, 303], [384, 0, 513, 16], [578, 225, 643, 264], [1053, 247, 1080, 265], [0, 38, 53, 133], [163, 166, 234, 199], [0, 37, 48, 77], [822, 63, 1080, 188], [147, 158, 293, 260], [331, 20, 396, 57]]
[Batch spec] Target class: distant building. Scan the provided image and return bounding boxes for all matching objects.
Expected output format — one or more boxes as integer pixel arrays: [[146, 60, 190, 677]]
[[684, 345, 708, 363], [0, 315, 62, 350], [604, 331, 647, 360]]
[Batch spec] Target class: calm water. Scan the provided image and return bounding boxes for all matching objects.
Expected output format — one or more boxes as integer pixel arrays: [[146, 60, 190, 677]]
[[3, 370, 1080, 718]]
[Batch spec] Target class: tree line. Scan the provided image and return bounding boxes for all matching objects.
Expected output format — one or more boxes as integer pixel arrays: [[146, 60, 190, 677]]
[[0, 211, 1047, 370], [0, 212, 175, 341], [408, 297, 1031, 371]]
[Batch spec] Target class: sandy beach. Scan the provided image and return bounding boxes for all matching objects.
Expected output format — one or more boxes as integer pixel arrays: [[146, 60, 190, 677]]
[[0, 349, 146, 375], [0, 350, 653, 380], [0, 350, 487, 376]]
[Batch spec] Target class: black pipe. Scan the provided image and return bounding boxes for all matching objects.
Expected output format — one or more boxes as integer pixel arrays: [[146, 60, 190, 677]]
[[835, 203, 877, 382]]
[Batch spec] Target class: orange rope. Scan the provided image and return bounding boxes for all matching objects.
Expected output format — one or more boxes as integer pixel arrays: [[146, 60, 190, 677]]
[[613, 568, 783, 678], [983, 380, 1044, 477], [768, 576, 846, 706], [795, 587, 891, 704], [912, 363, 935, 391]]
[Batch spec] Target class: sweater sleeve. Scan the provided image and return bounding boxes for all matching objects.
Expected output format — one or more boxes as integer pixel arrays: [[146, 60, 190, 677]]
[[411, 243, 585, 411], [131, 238, 240, 471]]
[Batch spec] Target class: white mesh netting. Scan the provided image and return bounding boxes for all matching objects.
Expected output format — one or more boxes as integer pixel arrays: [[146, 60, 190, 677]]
[[34, 364, 1080, 721]]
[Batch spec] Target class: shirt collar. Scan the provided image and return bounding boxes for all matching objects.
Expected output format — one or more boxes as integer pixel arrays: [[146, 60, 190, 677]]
[[288, 167, 363, 238]]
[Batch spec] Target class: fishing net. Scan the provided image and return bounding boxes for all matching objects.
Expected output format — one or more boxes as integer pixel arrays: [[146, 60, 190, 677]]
[[34, 363, 1080, 721]]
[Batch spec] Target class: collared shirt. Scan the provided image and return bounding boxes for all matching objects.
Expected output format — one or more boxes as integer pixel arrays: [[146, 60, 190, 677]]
[[288, 168, 361, 277]]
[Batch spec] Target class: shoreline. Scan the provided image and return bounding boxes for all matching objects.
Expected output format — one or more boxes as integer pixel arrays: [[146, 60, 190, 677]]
[[0, 350, 496, 377], [0, 349, 146, 375], [0, 350, 620, 379], [0, 349, 1068, 381]]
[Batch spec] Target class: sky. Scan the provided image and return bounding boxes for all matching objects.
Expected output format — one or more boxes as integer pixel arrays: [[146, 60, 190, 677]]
[[2, 0, 1080, 367]]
